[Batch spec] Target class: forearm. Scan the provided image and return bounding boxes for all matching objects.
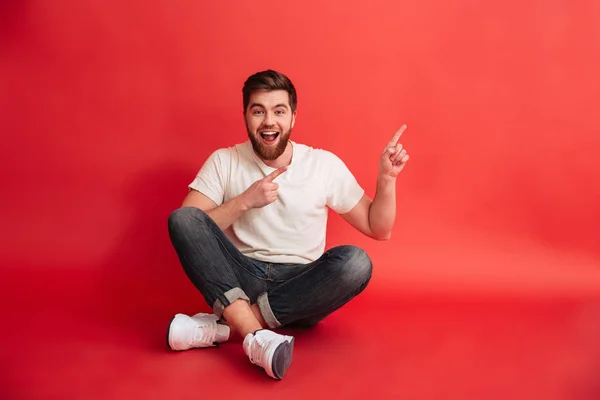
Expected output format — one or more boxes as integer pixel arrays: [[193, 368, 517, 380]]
[[205, 195, 249, 231], [368, 175, 397, 239]]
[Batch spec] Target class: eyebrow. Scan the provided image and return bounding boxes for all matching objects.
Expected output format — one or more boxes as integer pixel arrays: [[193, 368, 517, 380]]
[[250, 103, 289, 110]]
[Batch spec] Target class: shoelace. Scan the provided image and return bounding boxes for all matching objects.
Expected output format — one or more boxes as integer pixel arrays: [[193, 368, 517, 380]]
[[188, 320, 215, 346], [249, 334, 271, 364]]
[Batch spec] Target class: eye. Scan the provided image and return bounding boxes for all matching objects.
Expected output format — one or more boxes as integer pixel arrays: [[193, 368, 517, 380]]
[[253, 110, 264, 115], [275, 109, 285, 115]]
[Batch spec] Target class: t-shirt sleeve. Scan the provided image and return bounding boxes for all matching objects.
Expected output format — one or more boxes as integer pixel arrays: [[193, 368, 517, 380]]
[[188, 149, 229, 206], [324, 151, 365, 214]]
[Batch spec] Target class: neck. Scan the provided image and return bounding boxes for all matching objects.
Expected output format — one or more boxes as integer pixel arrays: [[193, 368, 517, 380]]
[[261, 141, 293, 169]]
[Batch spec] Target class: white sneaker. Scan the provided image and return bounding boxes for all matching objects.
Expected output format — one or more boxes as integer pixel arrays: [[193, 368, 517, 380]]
[[243, 329, 294, 379], [167, 313, 230, 351]]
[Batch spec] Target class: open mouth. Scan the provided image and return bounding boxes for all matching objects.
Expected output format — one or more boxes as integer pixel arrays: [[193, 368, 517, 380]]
[[259, 131, 279, 144]]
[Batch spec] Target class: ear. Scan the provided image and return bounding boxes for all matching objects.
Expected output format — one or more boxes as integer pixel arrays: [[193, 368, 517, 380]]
[[291, 111, 297, 128]]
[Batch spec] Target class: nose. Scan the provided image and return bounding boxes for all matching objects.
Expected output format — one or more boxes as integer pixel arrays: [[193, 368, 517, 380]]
[[263, 111, 274, 125]]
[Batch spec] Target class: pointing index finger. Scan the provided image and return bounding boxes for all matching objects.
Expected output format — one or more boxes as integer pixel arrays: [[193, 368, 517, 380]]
[[264, 167, 287, 182], [389, 124, 407, 146]]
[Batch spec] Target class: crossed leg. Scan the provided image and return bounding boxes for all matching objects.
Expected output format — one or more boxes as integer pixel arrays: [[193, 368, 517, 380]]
[[166, 207, 372, 378]]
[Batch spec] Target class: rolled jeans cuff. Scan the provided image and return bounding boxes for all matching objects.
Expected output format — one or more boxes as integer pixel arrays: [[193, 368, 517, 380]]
[[212, 287, 250, 318], [257, 292, 281, 329]]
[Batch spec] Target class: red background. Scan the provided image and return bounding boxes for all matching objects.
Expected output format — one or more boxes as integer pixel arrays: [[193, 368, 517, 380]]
[[1, 1, 600, 398]]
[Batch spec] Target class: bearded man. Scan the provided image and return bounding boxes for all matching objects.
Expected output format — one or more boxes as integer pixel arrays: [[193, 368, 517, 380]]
[[166, 70, 410, 380]]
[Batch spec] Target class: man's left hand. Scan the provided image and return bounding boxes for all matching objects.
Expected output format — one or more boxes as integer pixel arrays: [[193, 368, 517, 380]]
[[379, 124, 410, 179]]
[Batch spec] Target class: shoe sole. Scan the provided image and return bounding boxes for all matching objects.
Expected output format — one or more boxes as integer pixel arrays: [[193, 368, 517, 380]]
[[271, 337, 295, 379]]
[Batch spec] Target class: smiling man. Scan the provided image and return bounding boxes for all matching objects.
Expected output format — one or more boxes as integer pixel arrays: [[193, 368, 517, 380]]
[[166, 70, 410, 380]]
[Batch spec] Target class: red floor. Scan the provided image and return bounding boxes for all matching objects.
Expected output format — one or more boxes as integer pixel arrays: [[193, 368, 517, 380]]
[[3, 234, 600, 400], [3, 1, 600, 398]]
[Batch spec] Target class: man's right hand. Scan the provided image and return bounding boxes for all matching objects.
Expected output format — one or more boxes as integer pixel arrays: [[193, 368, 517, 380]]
[[241, 167, 287, 210]]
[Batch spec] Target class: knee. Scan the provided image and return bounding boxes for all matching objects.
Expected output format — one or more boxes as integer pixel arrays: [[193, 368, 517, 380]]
[[347, 246, 373, 284], [167, 206, 209, 234], [333, 245, 373, 287]]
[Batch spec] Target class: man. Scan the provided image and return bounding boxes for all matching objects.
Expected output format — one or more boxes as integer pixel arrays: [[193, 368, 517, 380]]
[[166, 70, 409, 380]]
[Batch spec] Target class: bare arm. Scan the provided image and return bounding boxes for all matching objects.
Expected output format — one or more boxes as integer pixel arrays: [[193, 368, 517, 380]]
[[180, 167, 288, 231], [181, 190, 249, 231], [340, 125, 410, 240]]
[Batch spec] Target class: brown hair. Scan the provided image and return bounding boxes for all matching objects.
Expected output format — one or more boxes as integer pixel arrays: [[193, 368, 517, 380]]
[[242, 70, 297, 113]]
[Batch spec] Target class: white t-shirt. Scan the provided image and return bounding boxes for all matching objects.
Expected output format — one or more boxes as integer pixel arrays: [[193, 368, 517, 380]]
[[188, 140, 364, 264]]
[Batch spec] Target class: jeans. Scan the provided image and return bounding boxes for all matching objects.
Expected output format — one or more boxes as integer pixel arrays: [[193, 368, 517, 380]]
[[167, 207, 373, 329]]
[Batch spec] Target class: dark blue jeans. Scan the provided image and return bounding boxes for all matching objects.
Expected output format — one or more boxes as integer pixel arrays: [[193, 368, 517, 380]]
[[168, 207, 373, 328]]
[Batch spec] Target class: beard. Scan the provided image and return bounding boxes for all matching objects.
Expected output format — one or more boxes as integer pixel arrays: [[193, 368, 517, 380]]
[[247, 125, 292, 161]]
